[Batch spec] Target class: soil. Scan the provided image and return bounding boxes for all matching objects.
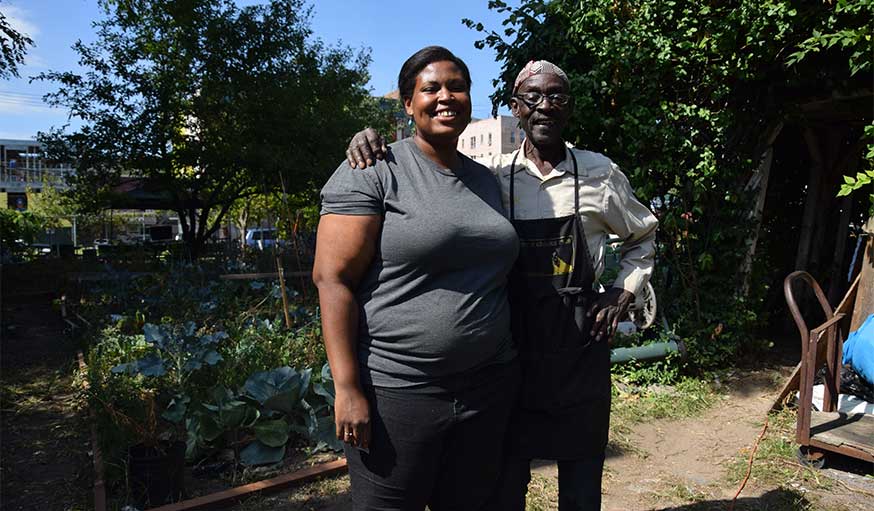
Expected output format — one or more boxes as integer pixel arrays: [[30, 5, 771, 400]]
[[1, 299, 92, 510]]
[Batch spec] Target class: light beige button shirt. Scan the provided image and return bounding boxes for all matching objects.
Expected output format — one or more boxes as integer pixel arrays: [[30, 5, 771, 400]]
[[483, 144, 658, 297]]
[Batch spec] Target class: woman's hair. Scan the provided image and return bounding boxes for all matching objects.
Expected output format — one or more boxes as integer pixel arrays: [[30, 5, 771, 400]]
[[397, 46, 472, 102]]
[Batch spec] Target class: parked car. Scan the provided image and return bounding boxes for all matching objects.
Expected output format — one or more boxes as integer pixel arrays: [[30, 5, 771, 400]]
[[245, 228, 283, 250]]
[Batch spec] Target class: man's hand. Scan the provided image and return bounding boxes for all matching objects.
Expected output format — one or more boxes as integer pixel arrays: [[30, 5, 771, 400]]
[[334, 382, 371, 449], [587, 288, 634, 343], [346, 128, 387, 169]]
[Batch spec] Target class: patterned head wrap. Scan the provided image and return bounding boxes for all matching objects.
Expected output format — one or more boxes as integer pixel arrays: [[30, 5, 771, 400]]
[[513, 60, 570, 94]]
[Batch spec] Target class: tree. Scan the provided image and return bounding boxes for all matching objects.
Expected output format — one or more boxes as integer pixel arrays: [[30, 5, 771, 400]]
[[0, 0, 33, 79], [38, 0, 386, 259], [467, 0, 872, 368]]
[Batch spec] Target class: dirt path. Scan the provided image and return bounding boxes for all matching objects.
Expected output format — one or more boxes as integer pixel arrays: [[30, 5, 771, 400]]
[[529, 368, 874, 511], [0, 300, 91, 510]]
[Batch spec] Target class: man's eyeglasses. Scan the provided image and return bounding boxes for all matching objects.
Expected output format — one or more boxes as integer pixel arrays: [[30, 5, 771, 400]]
[[513, 92, 571, 109]]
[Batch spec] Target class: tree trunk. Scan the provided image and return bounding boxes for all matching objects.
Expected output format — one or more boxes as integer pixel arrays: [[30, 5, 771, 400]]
[[236, 204, 249, 252]]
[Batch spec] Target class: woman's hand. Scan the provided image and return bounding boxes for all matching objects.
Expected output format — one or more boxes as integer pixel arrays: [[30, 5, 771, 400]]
[[587, 288, 634, 343], [334, 383, 371, 449], [346, 127, 386, 169]]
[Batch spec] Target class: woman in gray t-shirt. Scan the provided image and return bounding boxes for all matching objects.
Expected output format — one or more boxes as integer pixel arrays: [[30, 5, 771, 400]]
[[313, 46, 520, 510]]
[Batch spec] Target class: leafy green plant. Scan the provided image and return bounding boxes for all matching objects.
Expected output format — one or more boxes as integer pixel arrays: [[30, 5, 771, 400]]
[[185, 364, 341, 466], [98, 322, 226, 452]]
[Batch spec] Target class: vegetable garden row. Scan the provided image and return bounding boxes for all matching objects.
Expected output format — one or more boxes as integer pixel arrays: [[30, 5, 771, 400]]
[[65, 263, 344, 508]]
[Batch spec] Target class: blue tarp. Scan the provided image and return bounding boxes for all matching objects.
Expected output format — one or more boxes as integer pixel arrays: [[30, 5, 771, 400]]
[[843, 313, 874, 386]]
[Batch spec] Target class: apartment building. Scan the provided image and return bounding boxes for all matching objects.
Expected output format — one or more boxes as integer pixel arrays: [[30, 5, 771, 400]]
[[457, 115, 525, 162], [0, 138, 74, 210]]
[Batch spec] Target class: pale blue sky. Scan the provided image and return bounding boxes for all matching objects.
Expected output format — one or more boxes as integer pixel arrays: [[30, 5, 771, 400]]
[[0, 0, 517, 140]]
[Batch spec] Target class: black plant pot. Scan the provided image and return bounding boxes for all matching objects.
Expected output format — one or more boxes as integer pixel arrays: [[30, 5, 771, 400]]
[[128, 440, 186, 506]]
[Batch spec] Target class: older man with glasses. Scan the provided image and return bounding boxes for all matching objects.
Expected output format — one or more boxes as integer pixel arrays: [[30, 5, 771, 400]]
[[344, 60, 657, 510]]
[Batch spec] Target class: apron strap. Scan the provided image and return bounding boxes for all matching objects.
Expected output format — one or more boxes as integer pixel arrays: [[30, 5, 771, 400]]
[[509, 150, 520, 221]]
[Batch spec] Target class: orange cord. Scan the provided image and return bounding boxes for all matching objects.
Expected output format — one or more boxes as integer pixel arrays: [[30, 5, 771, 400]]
[[728, 415, 769, 511]]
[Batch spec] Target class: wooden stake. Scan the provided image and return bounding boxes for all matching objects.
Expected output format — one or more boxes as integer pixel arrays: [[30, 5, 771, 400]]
[[276, 257, 292, 329]]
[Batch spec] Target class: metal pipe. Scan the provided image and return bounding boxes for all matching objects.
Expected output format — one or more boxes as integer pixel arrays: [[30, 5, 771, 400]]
[[610, 339, 685, 365]]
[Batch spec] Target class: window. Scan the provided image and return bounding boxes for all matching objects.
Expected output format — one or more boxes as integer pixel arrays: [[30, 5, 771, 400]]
[[480, 134, 483, 145], [510, 131, 515, 144], [471, 136, 476, 149], [488, 133, 492, 146]]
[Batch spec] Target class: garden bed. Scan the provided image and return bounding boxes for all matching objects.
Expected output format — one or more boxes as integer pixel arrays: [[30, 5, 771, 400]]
[[64, 264, 344, 509]]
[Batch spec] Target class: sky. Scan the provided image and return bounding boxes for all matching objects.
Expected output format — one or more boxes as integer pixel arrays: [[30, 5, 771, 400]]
[[0, 0, 518, 140]]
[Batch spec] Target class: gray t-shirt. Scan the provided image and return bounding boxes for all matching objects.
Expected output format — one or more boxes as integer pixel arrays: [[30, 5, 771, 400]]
[[320, 138, 519, 390]]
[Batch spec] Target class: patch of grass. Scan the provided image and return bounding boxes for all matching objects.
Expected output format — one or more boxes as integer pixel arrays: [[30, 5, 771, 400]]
[[0, 370, 71, 415], [608, 376, 716, 458], [651, 477, 710, 504], [612, 377, 716, 424], [726, 408, 834, 494], [525, 472, 560, 510], [235, 474, 351, 511]]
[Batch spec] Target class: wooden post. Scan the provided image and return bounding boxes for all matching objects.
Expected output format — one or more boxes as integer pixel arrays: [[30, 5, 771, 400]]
[[276, 257, 292, 329], [78, 352, 107, 511], [850, 217, 874, 332], [827, 195, 853, 304], [796, 128, 824, 271]]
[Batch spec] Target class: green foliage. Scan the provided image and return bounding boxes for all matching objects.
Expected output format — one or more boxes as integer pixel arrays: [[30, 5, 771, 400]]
[[786, 0, 873, 76], [0, 0, 34, 79], [0, 209, 45, 258], [468, 0, 870, 370], [37, 0, 382, 259], [837, 122, 874, 214]]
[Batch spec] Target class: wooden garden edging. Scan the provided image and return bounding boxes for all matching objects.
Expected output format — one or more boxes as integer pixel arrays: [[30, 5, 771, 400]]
[[77, 351, 108, 511], [146, 459, 348, 511], [217, 271, 311, 280]]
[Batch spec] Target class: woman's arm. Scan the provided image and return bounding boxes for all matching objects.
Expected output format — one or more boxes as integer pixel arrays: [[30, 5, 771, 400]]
[[312, 213, 381, 449]]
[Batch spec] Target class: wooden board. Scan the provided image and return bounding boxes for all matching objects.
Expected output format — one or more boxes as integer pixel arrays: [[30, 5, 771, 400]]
[[810, 411, 874, 457], [218, 271, 311, 280], [850, 217, 874, 332], [147, 459, 347, 511]]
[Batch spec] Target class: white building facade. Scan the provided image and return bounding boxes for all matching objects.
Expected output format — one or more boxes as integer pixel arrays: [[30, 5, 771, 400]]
[[0, 139, 74, 210], [457, 115, 525, 163]]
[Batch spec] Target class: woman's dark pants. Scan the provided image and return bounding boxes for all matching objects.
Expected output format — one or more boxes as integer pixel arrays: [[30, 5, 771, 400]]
[[488, 455, 605, 511], [343, 363, 519, 511]]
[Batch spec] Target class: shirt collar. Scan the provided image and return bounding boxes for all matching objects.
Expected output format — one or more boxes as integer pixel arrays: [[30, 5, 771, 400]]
[[512, 143, 582, 182]]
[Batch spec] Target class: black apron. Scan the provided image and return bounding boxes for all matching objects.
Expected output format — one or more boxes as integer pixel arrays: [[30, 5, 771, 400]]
[[505, 149, 611, 461]]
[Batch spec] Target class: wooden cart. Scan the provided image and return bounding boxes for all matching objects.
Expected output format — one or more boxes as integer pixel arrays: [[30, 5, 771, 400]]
[[783, 219, 874, 466]]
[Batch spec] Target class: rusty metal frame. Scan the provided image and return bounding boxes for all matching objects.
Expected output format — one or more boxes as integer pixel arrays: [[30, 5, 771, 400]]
[[783, 270, 874, 463]]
